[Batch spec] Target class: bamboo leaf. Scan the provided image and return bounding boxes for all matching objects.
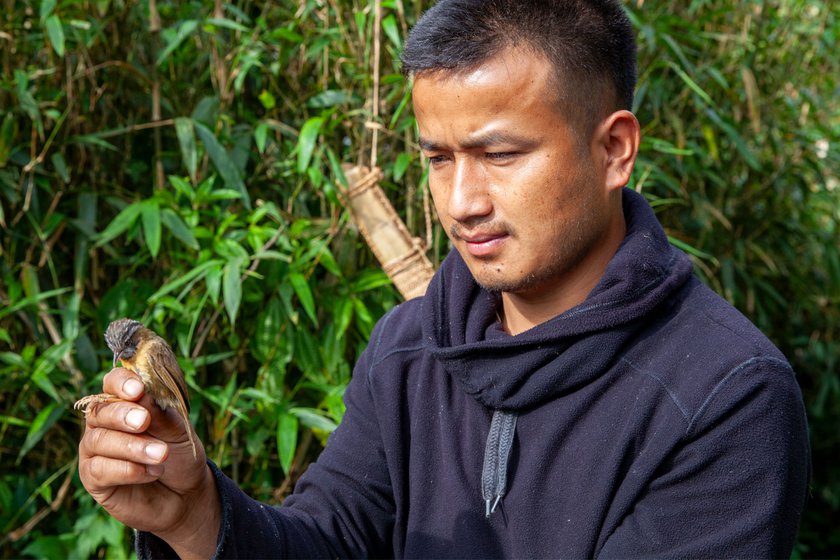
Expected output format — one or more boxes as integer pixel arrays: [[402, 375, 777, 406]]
[[0, 287, 72, 321], [149, 259, 223, 301], [140, 201, 162, 258], [39, 0, 57, 20], [277, 412, 299, 476], [45, 15, 65, 57], [703, 108, 760, 170], [667, 61, 712, 106], [288, 272, 317, 326], [69, 134, 118, 151], [174, 117, 198, 183], [17, 403, 64, 464], [193, 120, 251, 209], [296, 116, 323, 174], [254, 121, 268, 153], [382, 14, 401, 49], [223, 257, 244, 326], [95, 202, 142, 246], [157, 20, 199, 66], [51, 152, 70, 183], [205, 265, 222, 304], [161, 208, 199, 250], [204, 17, 249, 32], [289, 407, 338, 433]]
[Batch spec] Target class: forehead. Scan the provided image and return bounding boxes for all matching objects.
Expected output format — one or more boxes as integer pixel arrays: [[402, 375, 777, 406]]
[[411, 49, 568, 146]]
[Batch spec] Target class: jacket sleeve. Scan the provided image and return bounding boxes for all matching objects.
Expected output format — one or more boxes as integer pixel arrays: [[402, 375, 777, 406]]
[[136, 314, 397, 559], [598, 357, 810, 559]]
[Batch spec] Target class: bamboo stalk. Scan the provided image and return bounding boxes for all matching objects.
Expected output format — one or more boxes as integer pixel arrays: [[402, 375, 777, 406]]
[[342, 165, 435, 300]]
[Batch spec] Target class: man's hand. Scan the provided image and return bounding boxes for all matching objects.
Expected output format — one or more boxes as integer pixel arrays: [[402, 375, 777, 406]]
[[78, 367, 221, 558]]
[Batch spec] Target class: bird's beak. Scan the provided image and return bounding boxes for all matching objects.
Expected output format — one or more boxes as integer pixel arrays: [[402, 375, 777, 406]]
[[113, 352, 121, 368]]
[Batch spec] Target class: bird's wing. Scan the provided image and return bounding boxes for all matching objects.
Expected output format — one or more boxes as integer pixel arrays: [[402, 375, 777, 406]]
[[149, 336, 191, 413], [146, 337, 197, 457]]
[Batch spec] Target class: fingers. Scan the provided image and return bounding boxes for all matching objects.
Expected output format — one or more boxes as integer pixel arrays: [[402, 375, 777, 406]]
[[82, 398, 152, 433], [80, 455, 165, 493], [79, 421, 170, 491], [102, 367, 145, 402]]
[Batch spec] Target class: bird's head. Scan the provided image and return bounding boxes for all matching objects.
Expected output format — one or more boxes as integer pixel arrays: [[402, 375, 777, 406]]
[[104, 318, 144, 367]]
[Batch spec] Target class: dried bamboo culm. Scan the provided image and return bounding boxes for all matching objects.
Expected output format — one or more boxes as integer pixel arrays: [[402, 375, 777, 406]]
[[342, 165, 436, 300]]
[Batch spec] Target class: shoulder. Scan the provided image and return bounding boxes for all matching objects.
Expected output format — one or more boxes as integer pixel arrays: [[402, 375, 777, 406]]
[[622, 276, 797, 428], [362, 295, 427, 371]]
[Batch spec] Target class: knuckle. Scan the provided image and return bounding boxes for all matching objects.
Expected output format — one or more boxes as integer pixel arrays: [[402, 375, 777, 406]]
[[87, 456, 107, 481], [86, 426, 105, 449]]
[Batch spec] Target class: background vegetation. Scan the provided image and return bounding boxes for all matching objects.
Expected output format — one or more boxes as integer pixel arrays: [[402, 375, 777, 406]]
[[1, 0, 837, 557]]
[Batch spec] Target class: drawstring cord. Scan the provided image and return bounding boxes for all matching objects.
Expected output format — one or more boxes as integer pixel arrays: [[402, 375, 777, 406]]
[[481, 410, 518, 517]]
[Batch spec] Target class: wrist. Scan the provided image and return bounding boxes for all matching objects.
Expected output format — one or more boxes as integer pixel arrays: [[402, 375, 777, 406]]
[[162, 463, 222, 559]]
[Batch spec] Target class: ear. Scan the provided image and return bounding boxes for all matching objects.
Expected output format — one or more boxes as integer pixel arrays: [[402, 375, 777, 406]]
[[592, 110, 640, 193]]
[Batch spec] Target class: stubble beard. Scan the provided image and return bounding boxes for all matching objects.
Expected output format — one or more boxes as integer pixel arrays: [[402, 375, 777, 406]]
[[467, 191, 606, 297]]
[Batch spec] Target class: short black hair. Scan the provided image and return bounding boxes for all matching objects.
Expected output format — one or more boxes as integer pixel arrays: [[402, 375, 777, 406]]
[[401, 0, 637, 133]]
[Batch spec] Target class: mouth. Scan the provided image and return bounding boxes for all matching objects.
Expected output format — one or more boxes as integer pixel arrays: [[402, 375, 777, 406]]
[[456, 230, 510, 258]]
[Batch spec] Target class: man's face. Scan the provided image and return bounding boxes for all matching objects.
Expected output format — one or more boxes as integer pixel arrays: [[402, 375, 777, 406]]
[[413, 48, 620, 300]]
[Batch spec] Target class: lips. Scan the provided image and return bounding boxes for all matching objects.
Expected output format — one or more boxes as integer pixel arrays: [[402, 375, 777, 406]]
[[457, 230, 509, 258]]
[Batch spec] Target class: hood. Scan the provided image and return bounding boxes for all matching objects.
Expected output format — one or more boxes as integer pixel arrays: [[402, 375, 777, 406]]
[[422, 188, 694, 411]]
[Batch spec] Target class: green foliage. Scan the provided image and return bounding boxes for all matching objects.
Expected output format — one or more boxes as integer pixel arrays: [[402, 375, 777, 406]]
[[0, 0, 837, 557]]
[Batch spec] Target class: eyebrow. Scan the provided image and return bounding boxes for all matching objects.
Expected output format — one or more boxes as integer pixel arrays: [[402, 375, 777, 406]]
[[419, 131, 538, 152]]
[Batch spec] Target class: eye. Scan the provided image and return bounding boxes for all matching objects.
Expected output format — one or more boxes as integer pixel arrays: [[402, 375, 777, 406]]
[[426, 154, 450, 166], [485, 151, 517, 162]]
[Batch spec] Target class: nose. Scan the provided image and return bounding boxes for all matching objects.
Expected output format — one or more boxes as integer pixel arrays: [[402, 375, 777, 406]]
[[446, 157, 493, 223]]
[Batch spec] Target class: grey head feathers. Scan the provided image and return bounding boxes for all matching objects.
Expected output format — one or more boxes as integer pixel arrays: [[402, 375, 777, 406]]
[[104, 318, 144, 363]]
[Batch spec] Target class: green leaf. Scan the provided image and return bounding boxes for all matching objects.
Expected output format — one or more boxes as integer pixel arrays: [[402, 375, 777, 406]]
[[193, 121, 251, 209], [0, 287, 71, 321], [335, 298, 354, 339], [382, 14, 402, 49], [290, 407, 338, 433], [69, 133, 118, 151], [258, 90, 276, 110], [51, 152, 70, 183], [668, 235, 719, 263], [205, 265, 222, 304], [0, 112, 16, 166], [667, 61, 712, 106], [40, 0, 57, 20], [254, 121, 269, 153], [277, 412, 299, 476], [288, 272, 317, 326], [161, 208, 199, 250], [393, 152, 411, 182], [223, 257, 244, 326], [703, 108, 761, 171], [296, 116, 323, 174], [204, 17, 250, 32], [174, 117, 198, 183], [95, 202, 142, 246], [306, 90, 355, 108], [157, 20, 199, 66], [17, 403, 64, 464], [140, 201, 161, 258], [149, 259, 223, 301], [45, 15, 66, 57]]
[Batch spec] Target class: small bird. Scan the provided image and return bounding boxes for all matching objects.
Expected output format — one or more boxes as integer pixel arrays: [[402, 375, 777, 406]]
[[75, 318, 197, 458]]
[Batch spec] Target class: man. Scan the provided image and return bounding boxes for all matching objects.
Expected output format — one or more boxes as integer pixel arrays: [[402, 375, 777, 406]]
[[79, 0, 810, 557]]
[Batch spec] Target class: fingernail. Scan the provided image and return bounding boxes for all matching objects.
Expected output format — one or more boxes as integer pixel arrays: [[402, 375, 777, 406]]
[[125, 408, 147, 429], [123, 379, 144, 398], [145, 442, 167, 462], [146, 464, 164, 477]]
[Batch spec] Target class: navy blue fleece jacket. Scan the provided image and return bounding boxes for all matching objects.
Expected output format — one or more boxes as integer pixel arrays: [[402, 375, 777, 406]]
[[139, 188, 809, 558]]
